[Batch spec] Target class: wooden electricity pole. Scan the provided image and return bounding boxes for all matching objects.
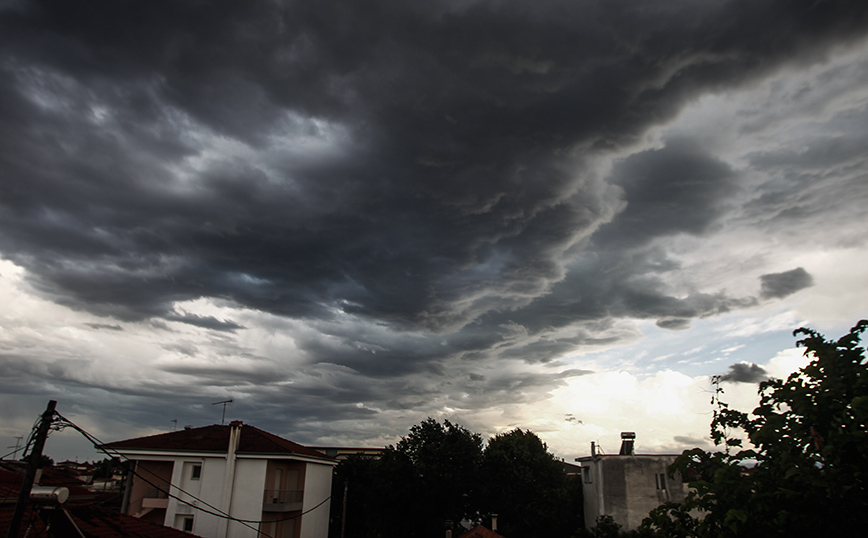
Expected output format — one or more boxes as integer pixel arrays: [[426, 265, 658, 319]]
[[6, 400, 57, 538]]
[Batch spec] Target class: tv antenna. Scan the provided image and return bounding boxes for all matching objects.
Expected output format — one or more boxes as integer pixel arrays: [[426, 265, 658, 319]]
[[7, 436, 23, 460], [212, 399, 233, 425]]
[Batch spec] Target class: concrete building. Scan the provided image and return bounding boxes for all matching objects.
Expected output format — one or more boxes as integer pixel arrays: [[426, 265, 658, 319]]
[[575, 432, 687, 531], [103, 421, 337, 538]]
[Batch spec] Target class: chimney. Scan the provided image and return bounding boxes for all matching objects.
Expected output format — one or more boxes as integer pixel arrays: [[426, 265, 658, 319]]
[[619, 432, 635, 455], [491, 514, 498, 532]]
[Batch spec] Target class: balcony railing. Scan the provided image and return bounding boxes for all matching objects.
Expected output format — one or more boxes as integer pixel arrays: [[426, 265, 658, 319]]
[[263, 489, 304, 512], [145, 487, 169, 499], [142, 486, 170, 509]]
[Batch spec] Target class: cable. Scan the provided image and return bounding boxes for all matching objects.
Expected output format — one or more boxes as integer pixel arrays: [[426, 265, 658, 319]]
[[54, 414, 272, 538], [56, 414, 336, 533], [58, 413, 335, 526]]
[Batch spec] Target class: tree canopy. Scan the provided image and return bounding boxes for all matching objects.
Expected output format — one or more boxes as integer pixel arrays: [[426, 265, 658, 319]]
[[330, 419, 583, 538], [481, 428, 583, 538], [639, 320, 868, 537]]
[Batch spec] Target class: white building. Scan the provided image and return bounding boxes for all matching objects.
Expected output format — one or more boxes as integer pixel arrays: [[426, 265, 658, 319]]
[[104, 421, 337, 538], [576, 433, 688, 531]]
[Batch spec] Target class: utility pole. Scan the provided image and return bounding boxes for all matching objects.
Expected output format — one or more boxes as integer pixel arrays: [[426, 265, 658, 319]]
[[6, 400, 57, 538]]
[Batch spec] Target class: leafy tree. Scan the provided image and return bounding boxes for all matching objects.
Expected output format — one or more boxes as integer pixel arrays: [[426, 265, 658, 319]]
[[330, 418, 483, 538], [640, 320, 868, 537], [481, 428, 583, 538], [331, 419, 583, 538], [396, 418, 484, 535], [93, 457, 123, 479], [577, 515, 626, 538]]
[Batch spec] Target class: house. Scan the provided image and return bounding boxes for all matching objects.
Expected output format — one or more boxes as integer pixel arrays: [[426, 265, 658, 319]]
[[102, 421, 337, 538], [575, 432, 687, 531], [1, 464, 198, 538]]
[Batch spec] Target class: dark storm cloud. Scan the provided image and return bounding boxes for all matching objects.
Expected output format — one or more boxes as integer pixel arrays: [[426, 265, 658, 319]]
[[596, 138, 738, 248], [1, 0, 867, 381], [760, 267, 814, 299], [720, 362, 768, 383], [163, 312, 245, 332]]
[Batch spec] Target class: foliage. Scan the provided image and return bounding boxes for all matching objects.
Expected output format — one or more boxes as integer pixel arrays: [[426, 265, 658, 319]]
[[639, 320, 868, 537], [396, 418, 484, 535], [575, 515, 624, 538], [330, 419, 583, 538], [93, 457, 124, 479], [330, 418, 482, 538], [481, 428, 583, 538]]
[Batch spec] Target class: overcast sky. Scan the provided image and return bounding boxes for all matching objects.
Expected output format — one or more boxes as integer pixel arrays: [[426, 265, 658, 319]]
[[2, 0, 868, 463]]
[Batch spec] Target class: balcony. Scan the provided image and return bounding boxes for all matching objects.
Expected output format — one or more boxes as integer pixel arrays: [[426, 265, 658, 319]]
[[263, 489, 303, 512], [142, 486, 169, 509]]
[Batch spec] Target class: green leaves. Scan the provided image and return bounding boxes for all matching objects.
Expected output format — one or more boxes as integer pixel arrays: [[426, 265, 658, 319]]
[[640, 320, 868, 538]]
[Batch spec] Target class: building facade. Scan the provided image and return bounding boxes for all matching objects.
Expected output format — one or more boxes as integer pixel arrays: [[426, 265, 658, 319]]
[[104, 421, 337, 538], [576, 433, 687, 531]]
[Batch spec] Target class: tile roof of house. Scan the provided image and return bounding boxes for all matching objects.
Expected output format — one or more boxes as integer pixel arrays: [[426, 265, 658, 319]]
[[0, 503, 202, 538], [0, 464, 96, 502], [458, 524, 506, 538], [101, 423, 336, 462]]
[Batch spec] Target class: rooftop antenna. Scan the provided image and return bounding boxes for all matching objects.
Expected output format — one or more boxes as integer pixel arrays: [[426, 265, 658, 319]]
[[212, 399, 233, 425], [7, 436, 24, 460], [171, 419, 178, 431]]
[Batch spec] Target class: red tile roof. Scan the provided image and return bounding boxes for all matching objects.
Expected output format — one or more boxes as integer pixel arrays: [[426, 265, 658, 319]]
[[0, 503, 201, 538], [102, 424, 335, 462], [458, 525, 506, 538], [0, 464, 95, 502]]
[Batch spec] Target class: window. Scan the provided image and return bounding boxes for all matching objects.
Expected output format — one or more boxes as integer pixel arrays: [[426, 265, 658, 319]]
[[191, 464, 202, 480], [182, 517, 194, 532], [655, 473, 667, 490], [582, 466, 592, 483]]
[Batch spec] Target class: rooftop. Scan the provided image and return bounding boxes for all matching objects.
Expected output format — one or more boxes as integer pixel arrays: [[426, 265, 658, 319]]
[[101, 423, 336, 462], [0, 503, 203, 538]]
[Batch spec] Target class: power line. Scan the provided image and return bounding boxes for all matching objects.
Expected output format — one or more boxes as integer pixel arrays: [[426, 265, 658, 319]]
[[55, 413, 336, 530], [53, 414, 268, 537]]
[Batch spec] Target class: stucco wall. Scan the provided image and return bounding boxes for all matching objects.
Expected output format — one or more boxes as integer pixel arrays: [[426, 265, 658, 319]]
[[225, 458, 268, 538], [581, 455, 686, 531], [298, 462, 334, 538]]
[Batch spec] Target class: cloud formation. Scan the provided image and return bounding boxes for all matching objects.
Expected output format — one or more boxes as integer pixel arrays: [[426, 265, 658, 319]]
[[1, 1, 867, 458], [760, 268, 814, 299], [720, 362, 769, 384]]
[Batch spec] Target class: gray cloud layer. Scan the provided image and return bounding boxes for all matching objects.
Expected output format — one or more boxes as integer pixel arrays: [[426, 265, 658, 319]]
[[720, 362, 768, 384], [2, 0, 868, 445]]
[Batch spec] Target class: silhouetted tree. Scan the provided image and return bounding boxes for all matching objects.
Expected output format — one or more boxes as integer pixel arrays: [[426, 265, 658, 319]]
[[396, 418, 484, 536], [481, 428, 583, 537], [639, 320, 868, 537]]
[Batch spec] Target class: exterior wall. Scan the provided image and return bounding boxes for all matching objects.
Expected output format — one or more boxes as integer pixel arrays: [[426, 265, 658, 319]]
[[580, 455, 686, 531], [298, 462, 333, 538], [183, 457, 226, 538], [122, 453, 333, 538], [166, 456, 227, 537], [225, 458, 268, 538]]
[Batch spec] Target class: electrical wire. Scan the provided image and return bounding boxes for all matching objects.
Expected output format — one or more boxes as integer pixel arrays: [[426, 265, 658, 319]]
[[55, 413, 336, 532], [53, 415, 270, 538]]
